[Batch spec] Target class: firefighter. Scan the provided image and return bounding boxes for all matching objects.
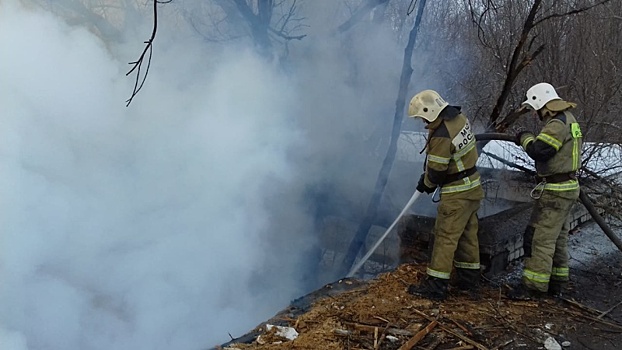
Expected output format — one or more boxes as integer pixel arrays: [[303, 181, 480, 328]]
[[406, 90, 484, 301], [511, 82, 582, 299]]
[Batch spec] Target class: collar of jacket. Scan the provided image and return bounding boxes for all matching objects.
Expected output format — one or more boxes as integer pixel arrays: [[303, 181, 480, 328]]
[[540, 99, 577, 120], [546, 99, 577, 112], [425, 105, 461, 130]]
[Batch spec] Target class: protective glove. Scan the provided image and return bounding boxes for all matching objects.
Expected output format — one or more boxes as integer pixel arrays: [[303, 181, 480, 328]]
[[416, 173, 436, 194]]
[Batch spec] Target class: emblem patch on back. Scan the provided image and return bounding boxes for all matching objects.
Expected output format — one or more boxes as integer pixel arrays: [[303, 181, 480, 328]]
[[452, 120, 474, 151]]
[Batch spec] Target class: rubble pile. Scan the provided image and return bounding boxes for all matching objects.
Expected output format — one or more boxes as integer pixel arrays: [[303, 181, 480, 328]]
[[219, 264, 622, 350]]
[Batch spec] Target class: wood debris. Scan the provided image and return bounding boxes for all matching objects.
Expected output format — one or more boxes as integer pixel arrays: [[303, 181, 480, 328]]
[[222, 264, 622, 349]]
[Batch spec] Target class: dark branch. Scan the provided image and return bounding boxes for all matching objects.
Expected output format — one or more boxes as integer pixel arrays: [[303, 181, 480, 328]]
[[340, 0, 428, 278], [533, 0, 614, 27], [338, 0, 390, 33], [268, 27, 306, 40], [467, 0, 499, 50], [487, 0, 541, 128], [230, 0, 273, 52], [269, 0, 307, 41], [125, 0, 171, 107], [494, 106, 530, 133], [481, 150, 535, 175], [509, 43, 545, 83]]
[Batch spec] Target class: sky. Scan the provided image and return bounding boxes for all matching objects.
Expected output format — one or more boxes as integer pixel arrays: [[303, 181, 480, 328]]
[[0, 1, 410, 349]]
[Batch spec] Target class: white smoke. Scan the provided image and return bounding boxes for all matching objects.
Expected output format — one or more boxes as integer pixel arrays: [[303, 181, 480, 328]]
[[0, 2, 307, 349]]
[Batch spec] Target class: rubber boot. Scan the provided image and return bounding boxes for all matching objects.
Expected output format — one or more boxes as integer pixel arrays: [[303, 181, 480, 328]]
[[507, 284, 546, 301], [548, 282, 566, 298], [454, 268, 481, 300], [408, 276, 448, 301]]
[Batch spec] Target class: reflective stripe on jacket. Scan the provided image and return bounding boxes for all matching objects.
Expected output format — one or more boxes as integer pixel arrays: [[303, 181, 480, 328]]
[[424, 108, 481, 194], [520, 111, 582, 192]]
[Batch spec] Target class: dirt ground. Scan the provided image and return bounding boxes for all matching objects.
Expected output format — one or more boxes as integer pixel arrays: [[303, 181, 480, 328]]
[[216, 222, 622, 350]]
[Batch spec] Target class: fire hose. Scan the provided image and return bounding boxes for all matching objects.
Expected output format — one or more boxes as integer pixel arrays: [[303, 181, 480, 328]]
[[347, 132, 622, 278], [346, 190, 422, 277]]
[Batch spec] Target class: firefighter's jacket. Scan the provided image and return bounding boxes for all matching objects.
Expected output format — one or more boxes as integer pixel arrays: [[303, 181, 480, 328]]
[[519, 110, 583, 192], [423, 106, 482, 196]]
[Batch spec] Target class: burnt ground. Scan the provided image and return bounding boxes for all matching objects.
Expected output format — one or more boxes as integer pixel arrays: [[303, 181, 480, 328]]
[[215, 221, 622, 350], [559, 225, 622, 349]]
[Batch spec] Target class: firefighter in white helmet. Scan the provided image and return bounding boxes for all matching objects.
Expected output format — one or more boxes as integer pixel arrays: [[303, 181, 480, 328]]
[[406, 90, 484, 301], [510, 82, 582, 299]]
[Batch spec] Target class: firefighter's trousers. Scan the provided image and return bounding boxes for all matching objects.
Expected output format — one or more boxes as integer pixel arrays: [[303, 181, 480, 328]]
[[523, 188, 579, 292], [427, 187, 483, 282]]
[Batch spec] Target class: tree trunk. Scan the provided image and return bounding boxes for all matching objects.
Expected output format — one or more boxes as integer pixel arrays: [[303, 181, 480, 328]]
[[476, 0, 542, 155], [231, 0, 273, 56], [339, 0, 427, 277]]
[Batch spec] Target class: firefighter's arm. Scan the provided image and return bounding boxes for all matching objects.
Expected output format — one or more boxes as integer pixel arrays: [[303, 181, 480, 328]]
[[519, 120, 565, 161], [425, 136, 452, 187]]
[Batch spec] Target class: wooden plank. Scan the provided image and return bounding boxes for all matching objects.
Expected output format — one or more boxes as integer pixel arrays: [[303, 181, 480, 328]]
[[398, 320, 438, 350]]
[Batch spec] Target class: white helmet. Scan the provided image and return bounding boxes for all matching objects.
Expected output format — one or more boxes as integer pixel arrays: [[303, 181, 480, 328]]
[[522, 82, 561, 111], [408, 90, 448, 123]]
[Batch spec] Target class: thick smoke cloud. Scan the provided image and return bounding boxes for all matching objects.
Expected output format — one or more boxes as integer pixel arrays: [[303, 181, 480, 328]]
[[0, 2, 308, 349], [0, 1, 408, 349]]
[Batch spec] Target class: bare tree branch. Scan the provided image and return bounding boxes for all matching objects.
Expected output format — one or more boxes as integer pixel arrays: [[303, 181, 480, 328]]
[[482, 150, 535, 175], [338, 0, 390, 33], [269, 0, 307, 41], [467, 0, 499, 50], [494, 106, 530, 133], [340, 0, 428, 277], [268, 26, 306, 40], [533, 0, 614, 27], [487, 0, 541, 129], [230, 0, 273, 52], [125, 0, 171, 107]]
